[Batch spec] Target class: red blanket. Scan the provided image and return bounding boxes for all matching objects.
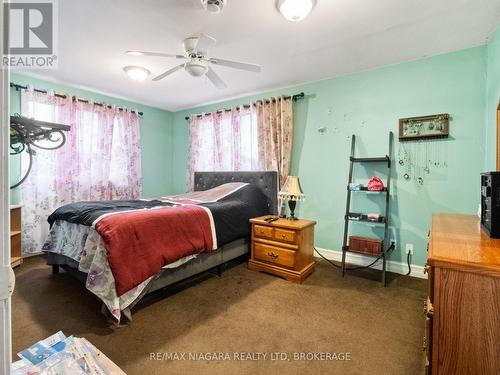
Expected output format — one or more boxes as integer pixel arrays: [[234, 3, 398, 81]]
[[94, 205, 216, 296]]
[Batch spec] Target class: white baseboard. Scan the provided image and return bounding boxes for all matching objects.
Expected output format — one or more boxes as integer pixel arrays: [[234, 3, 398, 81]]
[[314, 247, 427, 279]]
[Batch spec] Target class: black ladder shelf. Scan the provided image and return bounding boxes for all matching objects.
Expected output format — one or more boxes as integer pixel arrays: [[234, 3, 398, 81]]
[[341, 131, 394, 286]]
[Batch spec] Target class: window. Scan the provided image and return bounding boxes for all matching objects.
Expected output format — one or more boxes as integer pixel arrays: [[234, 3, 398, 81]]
[[188, 98, 294, 189], [19, 89, 142, 255], [189, 109, 260, 188]]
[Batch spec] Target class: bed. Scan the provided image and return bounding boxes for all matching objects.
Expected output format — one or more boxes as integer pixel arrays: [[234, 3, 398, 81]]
[[43, 171, 278, 323]]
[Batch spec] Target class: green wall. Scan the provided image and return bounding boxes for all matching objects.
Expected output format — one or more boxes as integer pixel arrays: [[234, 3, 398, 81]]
[[9, 32, 499, 268], [485, 26, 500, 170], [9, 73, 174, 204], [172, 46, 488, 267]]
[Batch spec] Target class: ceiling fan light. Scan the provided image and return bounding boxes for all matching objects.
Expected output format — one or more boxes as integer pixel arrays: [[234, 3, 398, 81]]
[[186, 60, 209, 77], [123, 66, 150, 81], [207, 3, 221, 13], [278, 0, 314, 22]]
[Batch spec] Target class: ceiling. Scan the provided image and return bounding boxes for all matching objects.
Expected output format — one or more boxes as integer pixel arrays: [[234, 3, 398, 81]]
[[19, 0, 500, 111]]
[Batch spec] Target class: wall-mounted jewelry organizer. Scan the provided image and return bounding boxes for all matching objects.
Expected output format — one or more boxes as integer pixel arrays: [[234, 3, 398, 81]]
[[399, 113, 449, 141], [397, 114, 450, 185]]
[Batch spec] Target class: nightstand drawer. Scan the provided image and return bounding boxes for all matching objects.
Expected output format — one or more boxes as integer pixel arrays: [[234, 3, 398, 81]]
[[254, 225, 274, 240], [254, 243, 295, 268], [274, 228, 296, 244]]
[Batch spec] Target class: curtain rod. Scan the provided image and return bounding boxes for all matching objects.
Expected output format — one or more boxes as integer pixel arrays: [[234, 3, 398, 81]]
[[184, 92, 305, 121], [9, 83, 144, 116]]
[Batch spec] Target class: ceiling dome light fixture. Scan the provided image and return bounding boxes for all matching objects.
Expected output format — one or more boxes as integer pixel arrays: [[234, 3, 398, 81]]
[[123, 65, 151, 81], [278, 0, 315, 22]]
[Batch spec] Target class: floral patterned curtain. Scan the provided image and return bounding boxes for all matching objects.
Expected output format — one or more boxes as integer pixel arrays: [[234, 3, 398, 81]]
[[188, 97, 293, 190], [254, 97, 293, 187], [20, 88, 142, 255]]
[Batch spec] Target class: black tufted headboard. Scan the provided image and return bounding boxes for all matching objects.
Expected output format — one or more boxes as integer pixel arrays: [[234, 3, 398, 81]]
[[193, 171, 278, 214]]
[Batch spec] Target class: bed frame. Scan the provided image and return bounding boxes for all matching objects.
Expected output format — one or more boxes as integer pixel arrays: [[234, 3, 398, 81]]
[[125, 171, 278, 311], [48, 171, 278, 321]]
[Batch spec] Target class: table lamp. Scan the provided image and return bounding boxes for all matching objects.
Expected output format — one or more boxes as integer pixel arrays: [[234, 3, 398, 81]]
[[279, 176, 305, 220]]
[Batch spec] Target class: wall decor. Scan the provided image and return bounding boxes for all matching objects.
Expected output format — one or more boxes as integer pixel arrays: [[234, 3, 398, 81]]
[[399, 113, 449, 141], [10, 115, 70, 189], [397, 139, 448, 185]]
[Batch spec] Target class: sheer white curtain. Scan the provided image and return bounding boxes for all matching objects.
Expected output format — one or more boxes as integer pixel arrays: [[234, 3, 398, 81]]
[[188, 97, 294, 190], [188, 108, 260, 189], [20, 89, 142, 255]]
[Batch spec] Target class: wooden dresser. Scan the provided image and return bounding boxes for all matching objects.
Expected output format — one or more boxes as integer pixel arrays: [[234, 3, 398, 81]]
[[248, 215, 316, 283], [425, 213, 500, 375]]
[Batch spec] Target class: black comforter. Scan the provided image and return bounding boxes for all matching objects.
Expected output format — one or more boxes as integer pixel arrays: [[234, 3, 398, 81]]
[[48, 184, 269, 247]]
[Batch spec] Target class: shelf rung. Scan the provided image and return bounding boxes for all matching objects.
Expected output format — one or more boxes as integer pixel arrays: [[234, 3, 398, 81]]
[[344, 245, 393, 256], [344, 248, 382, 257], [348, 219, 386, 225], [350, 156, 389, 163], [11, 256, 22, 267], [345, 213, 386, 224], [348, 186, 388, 193]]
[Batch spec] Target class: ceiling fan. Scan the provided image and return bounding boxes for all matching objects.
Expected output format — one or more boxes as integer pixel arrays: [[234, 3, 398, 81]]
[[126, 34, 261, 89]]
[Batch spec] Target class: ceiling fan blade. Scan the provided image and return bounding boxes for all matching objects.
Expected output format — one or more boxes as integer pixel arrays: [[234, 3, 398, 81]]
[[152, 64, 185, 81], [126, 51, 186, 59], [206, 67, 227, 89], [175, 0, 204, 10], [194, 33, 216, 53], [208, 58, 261, 73]]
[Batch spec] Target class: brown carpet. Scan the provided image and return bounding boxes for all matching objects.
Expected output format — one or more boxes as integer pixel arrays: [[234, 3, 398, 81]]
[[12, 256, 426, 375]]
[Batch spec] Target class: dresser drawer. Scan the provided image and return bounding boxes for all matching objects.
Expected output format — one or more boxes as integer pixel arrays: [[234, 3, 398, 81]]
[[274, 228, 296, 244], [254, 243, 295, 268], [253, 225, 274, 240]]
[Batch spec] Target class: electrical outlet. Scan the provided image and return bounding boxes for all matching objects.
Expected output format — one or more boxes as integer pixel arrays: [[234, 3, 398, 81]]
[[405, 243, 414, 255]]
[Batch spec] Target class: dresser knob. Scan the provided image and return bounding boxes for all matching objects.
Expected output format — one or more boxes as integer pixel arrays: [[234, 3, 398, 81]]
[[423, 263, 430, 274], [425, 300, 434, 317], [267, 252, 279, 260]]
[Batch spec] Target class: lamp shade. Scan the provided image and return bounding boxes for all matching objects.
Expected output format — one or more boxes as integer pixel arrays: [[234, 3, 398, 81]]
[[279, 176, 305, 201]]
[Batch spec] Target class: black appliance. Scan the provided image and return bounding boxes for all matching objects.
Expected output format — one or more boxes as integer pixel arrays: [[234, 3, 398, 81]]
[[481, 172, 500, 238]]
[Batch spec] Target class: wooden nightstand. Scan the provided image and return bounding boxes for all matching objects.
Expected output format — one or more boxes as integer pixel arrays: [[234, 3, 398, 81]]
[[248, 215, 316, 283]]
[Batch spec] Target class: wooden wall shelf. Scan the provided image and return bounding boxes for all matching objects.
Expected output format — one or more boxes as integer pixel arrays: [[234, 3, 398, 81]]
[[10, 205, 23, 268]]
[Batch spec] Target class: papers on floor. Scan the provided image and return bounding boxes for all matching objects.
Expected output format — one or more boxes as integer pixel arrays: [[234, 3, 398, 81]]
[[11, 331, 126, 375]]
